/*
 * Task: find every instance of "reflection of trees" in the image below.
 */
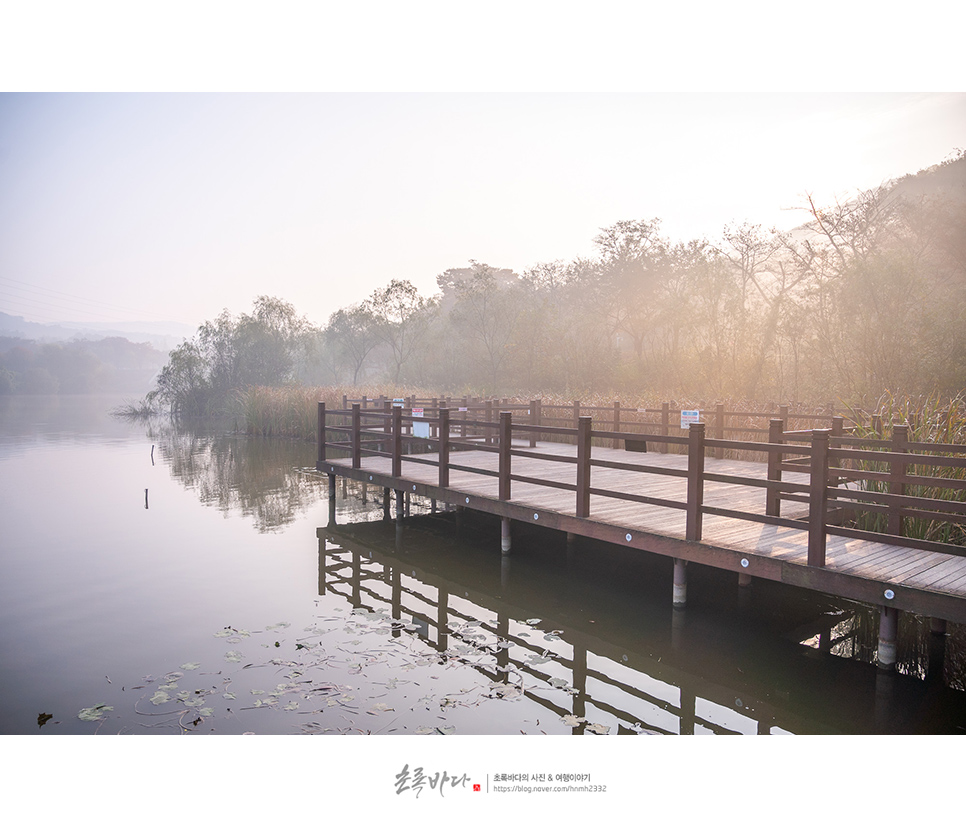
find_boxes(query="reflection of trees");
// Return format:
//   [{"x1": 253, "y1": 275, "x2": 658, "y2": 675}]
[{"x1": 153, "y1": 425, "x2": 326, "y2": 532}]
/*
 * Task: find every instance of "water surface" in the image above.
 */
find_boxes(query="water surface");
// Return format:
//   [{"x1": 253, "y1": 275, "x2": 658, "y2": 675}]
[{"x1": 1, "y1": 395, "x2": 963, "y2": 735}]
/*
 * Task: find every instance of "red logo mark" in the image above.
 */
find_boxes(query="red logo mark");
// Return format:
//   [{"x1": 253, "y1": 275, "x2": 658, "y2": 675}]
[{"x1": 473, "y1": 784, "x2": 481, "y2": 792}]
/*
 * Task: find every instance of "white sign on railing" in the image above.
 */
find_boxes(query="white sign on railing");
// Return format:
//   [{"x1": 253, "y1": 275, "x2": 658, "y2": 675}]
[
  {"x1": 681, "y1": 409, "x2": 701, "y2": 429},
  {"x1": 412, "y1": 407, "x2": 424, "y2": 417}
]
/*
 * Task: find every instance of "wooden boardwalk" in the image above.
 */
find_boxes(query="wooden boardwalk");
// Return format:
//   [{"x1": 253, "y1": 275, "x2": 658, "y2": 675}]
[{"x1": 317, "y1": 402, "x2": 966, "y2": 630}]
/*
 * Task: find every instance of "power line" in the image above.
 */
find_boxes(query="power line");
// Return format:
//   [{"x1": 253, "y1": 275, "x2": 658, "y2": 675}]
[{"x1": 0, "y1": 273, "x2": 160, "y2": 321}]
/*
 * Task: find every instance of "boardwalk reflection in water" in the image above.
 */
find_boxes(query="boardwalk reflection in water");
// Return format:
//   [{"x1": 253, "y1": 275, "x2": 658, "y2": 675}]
[{"x1": 319, "y1": 498, "x2": 966, "y2": 735}]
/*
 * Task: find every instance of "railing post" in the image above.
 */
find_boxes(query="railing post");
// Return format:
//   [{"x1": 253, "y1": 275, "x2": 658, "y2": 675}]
[
  {"x1": 461, "y1": 396, "x2": 468, "y2": 438},
  {"x1": 889, "y1": 424, "x2": 909, "y2": 537},
  {"x1": 317, "y1": 402, "x2": 326, "y2": 468},
  {"x1": 485, "y1": 400, "x2": 493, "y2": 445},
  {"x1": 766, "y1": 418, "x2": 784, "y2": 516},
  {"x1": 807, "y1": 429, "x2": 830, "y2": 567},
  {"x1": 499, "y1": 411, "x2": 512, "y2": 501},
  {"x1": 574, "y1": 400, "x2": 581, "y2": 430},
  {"x1": 392, "y1": 405, "x2": 402, "y2": 478},
  {"x1": 613, "y1": 401, "x2": 621, "y2": 449},
  {"x1": 342, "y1": 393, "x2": 347, "y2": 410},
  {"x1": 431, "y1": 397, "x2": 438, "y2": 438},
  {"x1": 686, "y1": 422, "x2": 705, "y2": 541},
  {"x1": 661, "y1": 402, "x2": 670, "y2": 454},
  {"x1": 715, "y1": 402, "x2": 725, "y2": 459},
  {"x1": 438, "y1": 407, "x2": 450, "y2": 488},
  {"x1": 576, "y1": 415, "x2": 592, "y2": 517},
  {"x1": 529, "y1": 399, "x2": 539, "y2": 448},
  {"x1": 351, "y1": 403, "x2": 361, "y2": 469}
]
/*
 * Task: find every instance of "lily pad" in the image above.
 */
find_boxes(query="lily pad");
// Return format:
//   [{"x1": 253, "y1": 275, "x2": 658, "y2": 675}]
[{"x1": 78, "y1": 704, "x2": 113, "y2": 722}]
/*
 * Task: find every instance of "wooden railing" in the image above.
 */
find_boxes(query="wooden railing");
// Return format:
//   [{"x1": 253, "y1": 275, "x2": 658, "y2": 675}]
[
  {"x1": 318, "y1": 400, "x2": 966, "y2": 566},
  {"x1": 334, "y1": 393, "x2": 854, "y2": 455}
]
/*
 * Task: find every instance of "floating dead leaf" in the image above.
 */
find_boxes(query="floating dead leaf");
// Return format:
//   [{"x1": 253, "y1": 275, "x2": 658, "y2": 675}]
[
  {"x1": 585, "y1": 723, "x2": 611, "y2": 735},
  {"x1": 560, "y1": 714, "x2": 587, "y2": 727}
]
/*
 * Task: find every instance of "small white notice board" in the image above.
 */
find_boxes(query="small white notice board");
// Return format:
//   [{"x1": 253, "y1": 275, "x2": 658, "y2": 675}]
[
  {"x1": 411, "y1": 407, "x2": 430, "y2": 438},
  {"x1": 680, "y1": 409, "x2": 701, "y2": 429}
]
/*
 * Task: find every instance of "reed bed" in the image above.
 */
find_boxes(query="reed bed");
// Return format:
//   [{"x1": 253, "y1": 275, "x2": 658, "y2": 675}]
[{"x1": 842, "y1": 392, "x2": 966, "y2": 546}]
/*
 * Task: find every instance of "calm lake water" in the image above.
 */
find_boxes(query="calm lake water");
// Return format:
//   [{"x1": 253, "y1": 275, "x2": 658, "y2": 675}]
[{"x1": 1, "y1": 394, "x2": 964, "y2": 737}]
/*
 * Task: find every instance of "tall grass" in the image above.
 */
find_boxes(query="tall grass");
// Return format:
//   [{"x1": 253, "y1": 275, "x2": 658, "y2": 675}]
[
  {"x1": 233, "y1": 384, "x2": 439, "y2": 440},
  {"x1": 843, "y1": 392, "x2": 966, "y2": 546}
]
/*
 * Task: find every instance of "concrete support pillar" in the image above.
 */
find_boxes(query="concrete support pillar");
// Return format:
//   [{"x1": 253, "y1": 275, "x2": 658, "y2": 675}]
[
  {"x1": 382, "y1": 487, "x2": 391, "y2": 521},
  {"x1": 930, "y1": 617, "x2": 947, "y2": 635},
  {"x1": 877, "y1": 605, "x2": 899, "y2": 670},
  {"x1": 672, "y1": 559, "x2": 688, "y2": 609},
  {"x1": 501, "y1": 517, "x2": 511, "y2": 554},
  {"x1": 738, "y1": 572, "x2": 752, "y2": 587}
]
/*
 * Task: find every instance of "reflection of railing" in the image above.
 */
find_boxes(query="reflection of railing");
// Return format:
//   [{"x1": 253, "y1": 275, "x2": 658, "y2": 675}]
[{"x1": 317, "y1": 528, "x2": 849, "y2": 735}]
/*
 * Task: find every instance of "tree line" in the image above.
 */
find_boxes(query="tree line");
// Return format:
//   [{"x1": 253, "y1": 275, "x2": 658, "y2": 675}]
[
  {"x1": 150, "y1": 154, "x2": 966, "y2": 415},
  {"x1": 0, "y1": 336, "x2": 166, "y2": 395}
]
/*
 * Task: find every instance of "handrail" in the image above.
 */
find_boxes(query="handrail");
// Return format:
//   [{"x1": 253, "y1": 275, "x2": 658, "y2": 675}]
[{"x1": 318, "y1": 401, "x2": 966, "y2": 563}]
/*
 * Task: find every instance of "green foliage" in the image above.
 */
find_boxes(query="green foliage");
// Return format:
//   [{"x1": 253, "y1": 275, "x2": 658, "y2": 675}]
[{"x1": 150, "y1": 296, "x2": 319, "y2": 416}]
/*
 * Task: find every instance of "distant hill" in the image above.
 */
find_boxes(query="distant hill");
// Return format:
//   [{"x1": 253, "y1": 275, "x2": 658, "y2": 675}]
[
  {"x1": 888, "y1": 152, "x2": 966, "y2": 204},
  {"x1": 0, "y1": 311, "x2": 194, "y2": 351}
]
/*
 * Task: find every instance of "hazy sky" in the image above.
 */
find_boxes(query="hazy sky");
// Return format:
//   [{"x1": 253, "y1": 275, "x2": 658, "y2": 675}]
[{"x1": 1, "y1": 91, "x2": 963, "y2": 329}]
